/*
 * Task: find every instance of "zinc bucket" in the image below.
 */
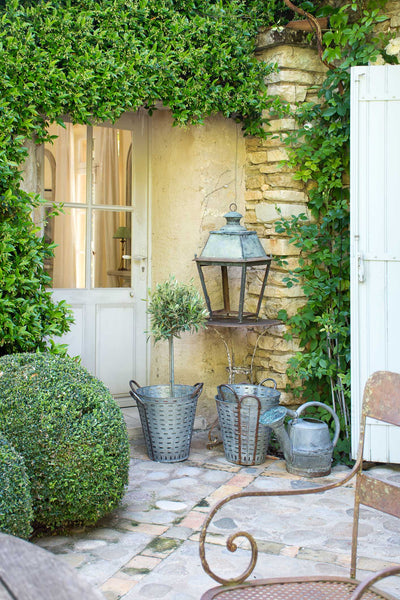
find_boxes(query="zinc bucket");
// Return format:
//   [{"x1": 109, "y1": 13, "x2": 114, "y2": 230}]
[
  {"x1": 216, "y1": 378, "x2": 280, "y2": 466},
  {"x1": 129, "y1": 381, "x2": 203, "y2": 463}
]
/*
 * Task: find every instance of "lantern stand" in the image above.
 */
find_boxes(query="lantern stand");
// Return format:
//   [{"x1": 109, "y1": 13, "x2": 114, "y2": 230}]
[
  {"x1": 207, "y1": 320, "x2": 280, "y2": 386},
  {"x1": 205, "y1": 321, "x2": 280, "y2": 450}
]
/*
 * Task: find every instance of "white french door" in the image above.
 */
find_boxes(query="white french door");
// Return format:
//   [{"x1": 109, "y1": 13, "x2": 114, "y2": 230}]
[
  {"x1": 40, "y1": 113, "x2": 149, "y2": 397},
  {"x1": 350, "y1": 66, "x2": 400, "y2": 461}
]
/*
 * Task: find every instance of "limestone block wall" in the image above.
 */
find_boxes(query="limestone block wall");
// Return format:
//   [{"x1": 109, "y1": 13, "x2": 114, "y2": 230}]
[
  {"x1": 385, "y1": 0, "x2": 400, "y2": 29},
  {"x1": 244, "y1": 30, "x2": 327, "y2": 405},
  {"x1": 375, "y1": 0, "x2": 400, "y2": 60}
]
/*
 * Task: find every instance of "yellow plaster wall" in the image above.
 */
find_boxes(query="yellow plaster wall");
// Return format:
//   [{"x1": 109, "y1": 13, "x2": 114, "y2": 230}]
[{"x1": 148, "y1": 111, "x2": 247, "y2": 423}]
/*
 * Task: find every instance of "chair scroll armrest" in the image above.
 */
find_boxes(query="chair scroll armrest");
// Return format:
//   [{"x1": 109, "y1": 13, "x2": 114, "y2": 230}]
[
  {"x1": 199, "y1": 461, "x2": 360, "y2": 586},
  {"x1": 350, "y1": 566, "x2": 400, "y2": 600}
]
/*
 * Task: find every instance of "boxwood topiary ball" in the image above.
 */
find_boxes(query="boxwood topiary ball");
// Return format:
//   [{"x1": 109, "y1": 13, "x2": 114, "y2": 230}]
[
  {"x1": 0, "y1": 353, "x2": 130, "y2": 531},
  {"x1": 0, "y1": 434, "x2": 33, "y2": 539}
]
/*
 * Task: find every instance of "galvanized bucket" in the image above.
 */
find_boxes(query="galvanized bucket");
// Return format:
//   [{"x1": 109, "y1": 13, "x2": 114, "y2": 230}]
[
  {"x1": 216, "y1": 378, "x2": 280, "y2": 466},
  {"x1": 129, "y1": 380, "x2": 203, "y2": 463}
]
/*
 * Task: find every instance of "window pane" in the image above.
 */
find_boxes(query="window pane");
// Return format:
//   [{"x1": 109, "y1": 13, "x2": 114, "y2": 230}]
[
  {"x1": 45, "y1": 123, "x2": 87, "y2": 204},
  {"x1": 92, "y1": 127, "x2": 132, "y2": 206},
  {"x1": 44, "y1": 207, "x2": 86, "y2": 289},
  {"x1": 92, "y1": 210, "x2": 132, "y2": 288}
]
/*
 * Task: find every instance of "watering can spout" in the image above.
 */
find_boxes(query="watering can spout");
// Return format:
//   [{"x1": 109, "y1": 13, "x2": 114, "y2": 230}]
[{"x1": 259, "y1": 406, "x2": 296, "y2": 463}]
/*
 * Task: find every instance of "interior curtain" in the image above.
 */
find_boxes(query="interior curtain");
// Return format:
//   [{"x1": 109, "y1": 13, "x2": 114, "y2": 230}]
[
  {"x1": 45, "y1": 124, "x2": 127, "y2": 289},
  {"x1": 50, "y1": 122, "x2": 82, "y2": 288}
]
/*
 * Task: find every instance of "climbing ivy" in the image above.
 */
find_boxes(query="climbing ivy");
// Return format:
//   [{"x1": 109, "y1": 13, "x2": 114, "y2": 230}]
[
  {"x1": 0, "y1": 0, "x2": 288, "y2": 354},
  {"x1": 275, "y1": 0, "x2": 392, "y2": 458}
]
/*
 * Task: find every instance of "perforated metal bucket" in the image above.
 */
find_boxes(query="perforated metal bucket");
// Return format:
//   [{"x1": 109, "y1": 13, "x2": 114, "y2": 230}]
[
  {"x1": 216, "y1": 379, "x2": 280, "y2": 466},
  {"x1": 129, "y1": 381, "x2": 203, "y2": 463}
]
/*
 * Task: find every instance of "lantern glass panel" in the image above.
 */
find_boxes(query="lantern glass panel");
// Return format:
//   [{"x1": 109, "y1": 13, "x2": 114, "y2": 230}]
[{"x1": 204, "y1": 265, "x2": 242, "y2": 317}]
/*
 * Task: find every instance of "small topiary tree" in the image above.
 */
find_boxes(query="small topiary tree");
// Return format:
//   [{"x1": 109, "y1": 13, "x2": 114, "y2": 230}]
[
  {"x1": 147, "y1": 276, "x2": 207, "y2": 393},
  {"x1": 0, "y1": 434, "x2": 33, "y2": 539},
  {"x1": 0, "y1": 353, "x2": 129, "y2": 531}
]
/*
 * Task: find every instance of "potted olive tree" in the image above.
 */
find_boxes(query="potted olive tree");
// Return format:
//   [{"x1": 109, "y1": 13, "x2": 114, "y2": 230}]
[{"x1": 129, "y1": 276, "x2": 207, "y2": 462}]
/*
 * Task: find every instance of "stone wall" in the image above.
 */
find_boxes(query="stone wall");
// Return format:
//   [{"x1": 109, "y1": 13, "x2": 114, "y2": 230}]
[
  {"x1": 243, "y1": 29, "x2": 327, "y2": 406},
  {"x1": 376, "y1": 0, "x2": 400, "y2": 59}
]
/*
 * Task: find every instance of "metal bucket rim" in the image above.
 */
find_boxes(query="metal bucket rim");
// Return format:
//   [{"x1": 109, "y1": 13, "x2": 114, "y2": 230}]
[
  {"x1": 134, "y1": 383, "x2": 202, "y2": 403},
  {"x1": 215, "y1": 389, "x2": 281, "y2": 403}
]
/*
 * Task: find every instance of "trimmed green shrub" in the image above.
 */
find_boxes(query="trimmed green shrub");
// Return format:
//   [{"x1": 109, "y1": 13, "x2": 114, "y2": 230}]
[
  {"x1": 0, "y1": 434, "x2": 33, "y2": 539},
  {"x1": 0, "y1": 353, "x2": 129, "y2": 531}
]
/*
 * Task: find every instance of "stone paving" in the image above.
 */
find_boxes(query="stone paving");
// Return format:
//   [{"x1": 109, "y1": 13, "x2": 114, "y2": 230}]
[{"x1": 34, "y1": 407, "x2": 400, "y2": 600}]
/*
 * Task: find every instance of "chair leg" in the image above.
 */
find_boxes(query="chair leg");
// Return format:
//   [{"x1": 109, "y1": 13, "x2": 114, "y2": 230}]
[{"x1": 351, "y1": 486, "x2": 361, "y2": 578}]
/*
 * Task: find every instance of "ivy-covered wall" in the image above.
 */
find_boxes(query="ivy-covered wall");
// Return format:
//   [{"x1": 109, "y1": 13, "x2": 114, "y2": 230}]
[
  {"x1": 375, "y1": 0, "x2": 400, "y2": 55},
  {"x1": 243, "y1": 1, "x2": 400, "y2": 411},
  {"x1": 244, "y1": 28, "x2": 328, "y2": 405}
]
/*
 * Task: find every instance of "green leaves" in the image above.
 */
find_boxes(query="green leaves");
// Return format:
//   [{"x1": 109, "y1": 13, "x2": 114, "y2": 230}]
[
  {"x1": 0, "y1": 0, "x2": 282, "y2": 139},
  {"x1": 0, "y1": 353, "x2": 129, "y2": 530},
  {"x1": 0, "y1": 434, "x2": 33, "y2": 539},
  {"x1": 147, "y1": 276, "x2": 207, "y2": 343},
  {"x1": 0, "y1": 192, "x2": 74, "y2": 356}
]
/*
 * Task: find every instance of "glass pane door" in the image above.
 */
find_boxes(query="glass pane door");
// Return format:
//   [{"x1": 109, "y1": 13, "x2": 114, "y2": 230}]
[{"x1": 42, "y1": 123, "x2": 133, "y2": 289}]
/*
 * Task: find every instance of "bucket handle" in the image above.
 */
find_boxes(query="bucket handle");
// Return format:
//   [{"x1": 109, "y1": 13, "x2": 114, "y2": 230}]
[
  {"x1": 218, "y1": 384, "x2": 240, "y2": 402},
  {"x1": 129, "y1": 379, "x2": 142, "y2": 403},
  {"x1": 259, "y1": 377, "x2": 277, "y2": 389},
  {"x1": 296, "y1": 401, "x2": 340, "y2": 448},
  {"x1": 191, "y1": 382, "x2": 204, "y2": 398}
]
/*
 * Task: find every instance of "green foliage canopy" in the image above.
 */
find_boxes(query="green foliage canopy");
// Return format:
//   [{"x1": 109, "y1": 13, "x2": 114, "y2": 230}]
[
  {"x1": 0, "y1": 0, "x2": 286, "y2": 353},
  {"x1": 0, "y1": 0, "x2": 283, "y2": 155}
]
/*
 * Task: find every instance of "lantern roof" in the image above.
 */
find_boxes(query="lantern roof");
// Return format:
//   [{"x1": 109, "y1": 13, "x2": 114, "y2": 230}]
[{"x1": 197, "y1": 204, "x2": 269, "y2": 262}]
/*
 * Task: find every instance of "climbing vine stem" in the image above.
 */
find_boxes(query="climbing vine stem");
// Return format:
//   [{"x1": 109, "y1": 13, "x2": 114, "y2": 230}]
[{"x1": 275, "y1": 0, "x2": 392, "y2": 460}]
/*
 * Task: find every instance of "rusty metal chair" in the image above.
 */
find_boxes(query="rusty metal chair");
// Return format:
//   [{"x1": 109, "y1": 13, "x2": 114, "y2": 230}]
[{"x1": 199, "y1": 371, "x2": 400, "y2": 600}]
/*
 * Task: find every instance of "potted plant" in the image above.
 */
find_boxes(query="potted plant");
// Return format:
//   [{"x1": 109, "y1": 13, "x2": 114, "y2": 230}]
[{"x1": 129, "y1": 276, "x2": 207, "y2": 462}]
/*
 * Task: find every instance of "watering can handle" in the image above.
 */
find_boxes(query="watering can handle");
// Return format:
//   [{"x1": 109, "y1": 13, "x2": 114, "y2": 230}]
[
  {"x1": 259, "y1": 378, "x2": 277, "y2": 389},
  {"x1": 129, "y1": 380, "x2": 141, "y2": 403},
  {"x1": 296, "y1": 401, "x2": 340, "y2": 448},
  {"x1": 218, "y1": 384, "x2": 239, "y2": 402}
]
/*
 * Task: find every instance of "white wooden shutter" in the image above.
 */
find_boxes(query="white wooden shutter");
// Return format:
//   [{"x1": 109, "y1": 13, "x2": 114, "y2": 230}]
[{"x1": 350, "y1": 65, "x2": 400, "y2": 462}]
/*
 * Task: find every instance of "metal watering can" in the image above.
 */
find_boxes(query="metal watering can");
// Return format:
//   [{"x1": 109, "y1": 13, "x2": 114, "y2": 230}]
[{"x1": 260, "y1": 401, "x2": 340, "y2": 477}]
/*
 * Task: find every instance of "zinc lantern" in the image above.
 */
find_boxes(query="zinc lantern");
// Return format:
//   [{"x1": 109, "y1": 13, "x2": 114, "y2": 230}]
[{"x1": 194, "y1": 204, "x2": 272, "y2": 324}]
